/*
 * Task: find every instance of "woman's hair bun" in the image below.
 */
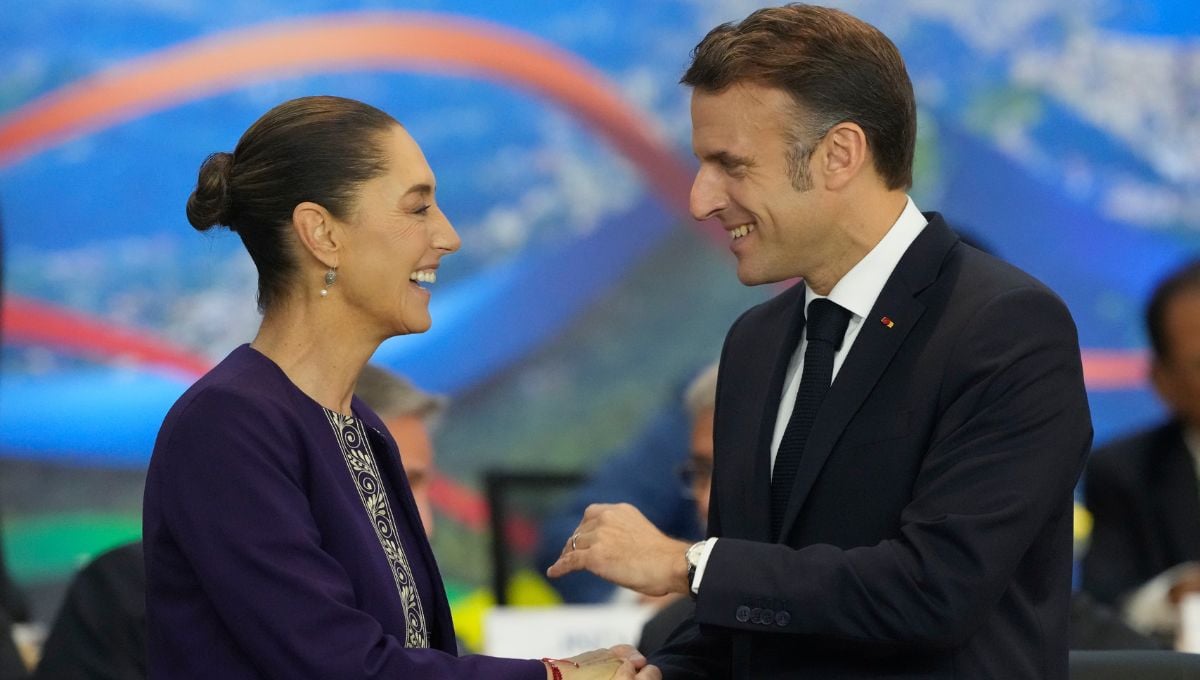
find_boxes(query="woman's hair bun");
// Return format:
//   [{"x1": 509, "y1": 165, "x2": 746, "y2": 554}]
[{"x1": 185, "y1": 152, "x2": 235, "y2": 232}]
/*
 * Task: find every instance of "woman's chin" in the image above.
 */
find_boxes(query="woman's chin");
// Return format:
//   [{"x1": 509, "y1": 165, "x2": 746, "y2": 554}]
[{"x1": 395, "y1": 313, "x2": 432, "y2": 336}]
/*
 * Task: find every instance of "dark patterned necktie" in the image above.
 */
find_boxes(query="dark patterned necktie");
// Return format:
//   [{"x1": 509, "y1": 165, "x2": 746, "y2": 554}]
[{"x1": 770, "y1": 298, "x2": 852, "y2": 540}]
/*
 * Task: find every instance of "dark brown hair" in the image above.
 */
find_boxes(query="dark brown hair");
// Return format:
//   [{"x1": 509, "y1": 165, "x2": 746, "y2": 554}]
[
  {"x1": 682, "y1": 3, "x2": 916, "y2": 190},
  {"x1": 1146, "y1": 259, "x2": 1200, "y2": 361},
  {"x1": 186, "y1": 95, "x2": 398, "y2": 311}
]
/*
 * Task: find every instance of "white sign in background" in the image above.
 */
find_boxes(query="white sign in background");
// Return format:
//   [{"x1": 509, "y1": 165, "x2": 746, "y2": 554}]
[{"x1": 484, "y1": 604, "x2": 657, "y2": 659}]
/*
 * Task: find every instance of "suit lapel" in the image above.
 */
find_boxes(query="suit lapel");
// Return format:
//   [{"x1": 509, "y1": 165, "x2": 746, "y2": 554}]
[
  {"x1": 725, "y1": 284, "x2": 807, "y2": 542},
  {"x1": 778, "y1": 215, "x2": 958, "y2": 537}
]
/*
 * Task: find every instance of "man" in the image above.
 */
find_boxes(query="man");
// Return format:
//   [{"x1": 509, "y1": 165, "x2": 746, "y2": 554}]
[
  {"x1": 353, "y1": 364, "x2": 446, "y2": 538},
  {"x1": 31, "y1": 364, "x2": 446, "y2": 680},
  {"x1": 638, "y1": 364, "x2": 717, "y2": 656},
  {"x1": 1082, "y1": 259, "x2": 1200, "y2": 642},
  {"x1": 548, "y1": 5, "x2": 1091, "y2": 678}
]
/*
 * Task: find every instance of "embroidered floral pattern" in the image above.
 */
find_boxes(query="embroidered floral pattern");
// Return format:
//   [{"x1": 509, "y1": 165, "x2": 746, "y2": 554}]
[{"x1": 324, "y1": 409, "x2": 428, "y2": 648}]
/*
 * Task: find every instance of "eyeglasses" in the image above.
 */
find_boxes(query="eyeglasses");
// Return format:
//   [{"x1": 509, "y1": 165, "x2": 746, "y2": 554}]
[{"x1": 676, "y1": 459, "x2": 713, "y2": 496}]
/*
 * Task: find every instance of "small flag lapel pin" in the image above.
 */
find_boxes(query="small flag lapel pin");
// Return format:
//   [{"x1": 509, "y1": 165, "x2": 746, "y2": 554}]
[{"x1": 880, "y1": 316, "x2": 895, "y2": 329}]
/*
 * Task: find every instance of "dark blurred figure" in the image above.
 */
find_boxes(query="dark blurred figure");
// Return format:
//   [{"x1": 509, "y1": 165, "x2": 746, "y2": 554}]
[
  {"x1": 0, "y1": 202, "x2": 32, "y2": 680},
  {"x1": 1069, "y1": 591, "x2": 1159, "y2": 651},
  {"x1": 1083, "y1": 258, "x2": 1200, "y2": 643},
  {"x1": 0, "y1": 609, "x2": 26, "y2": 680},
  {"x1": 32, "y1": 543, "x2": 145, "y2": 680}
]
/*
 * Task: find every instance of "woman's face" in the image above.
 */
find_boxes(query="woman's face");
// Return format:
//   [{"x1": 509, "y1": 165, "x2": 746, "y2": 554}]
[{"x1": 337, "y1": 125, "x2": 460, "y2": 337}]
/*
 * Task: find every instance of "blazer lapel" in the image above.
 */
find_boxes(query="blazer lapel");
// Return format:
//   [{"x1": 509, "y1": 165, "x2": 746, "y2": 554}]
[
  {"x1": 727, "y1": 284, "x2": 807, "y2": 542},
  {"x1": 779, "y1": 215, "x2": 958, "y2": 537}
]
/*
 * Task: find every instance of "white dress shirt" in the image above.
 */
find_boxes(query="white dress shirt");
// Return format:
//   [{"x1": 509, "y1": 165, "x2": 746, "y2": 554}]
[{"x1": 692, "y1": 196, "x2": 928, "y2": 594}]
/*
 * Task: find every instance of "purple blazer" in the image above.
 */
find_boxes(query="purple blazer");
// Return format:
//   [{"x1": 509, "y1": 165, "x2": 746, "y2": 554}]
[{"x1": 143, "y1": 345, "x2": 544, "y2": 679}]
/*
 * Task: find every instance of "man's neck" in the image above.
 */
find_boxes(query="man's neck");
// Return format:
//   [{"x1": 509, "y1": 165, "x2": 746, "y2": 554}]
[{"x1": 804, "y1": 189, "x2": 910, "y2": 295}]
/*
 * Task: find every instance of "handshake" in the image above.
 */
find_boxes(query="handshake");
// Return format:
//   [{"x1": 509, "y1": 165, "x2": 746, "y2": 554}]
[{"x1": 541, "y1": 645, "x2": 659, "y2": 679}]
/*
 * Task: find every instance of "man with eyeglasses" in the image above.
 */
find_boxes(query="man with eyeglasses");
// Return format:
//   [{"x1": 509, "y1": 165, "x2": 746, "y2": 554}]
[{"x1": 638, "y1": 364, "x2": 718, "y2": 656}]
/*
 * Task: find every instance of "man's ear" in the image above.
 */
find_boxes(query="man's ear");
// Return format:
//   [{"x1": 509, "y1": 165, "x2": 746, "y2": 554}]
[
  {"x1": 819, "y1": 122, "x2": 869, "y2": 191},
  {"x1": 291, "y1": 201, "x2": 341, "y2": 269}
]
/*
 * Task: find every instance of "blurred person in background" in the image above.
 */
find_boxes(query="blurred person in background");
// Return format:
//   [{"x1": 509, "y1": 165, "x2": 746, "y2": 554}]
[
  {"x1": 31, "y1": 364, "x2": 449, "y2": 680},
  {"x1": 353, "y1": 363, "x2": 446, "y2": 539},
  {"x1": 637, "y1": 363, "x2": 716, "y2": 656},
  {"x1": 142, "y1": 95, "x2": 653, "y2": 680},
  {"x1": 537, "y1": 371, "x2": 702, "y2": 605},
  {"x1": 1083, "y1": 258, "x2": 1200, "y2": 646},
  {"x1": 31, "y1": 542, "x2": 145, "y2": 680}
]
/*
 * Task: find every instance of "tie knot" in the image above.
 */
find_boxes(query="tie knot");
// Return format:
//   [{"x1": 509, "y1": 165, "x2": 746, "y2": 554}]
[{"x1": 805, "y1": 298, "x2": 851, "y2": 347}]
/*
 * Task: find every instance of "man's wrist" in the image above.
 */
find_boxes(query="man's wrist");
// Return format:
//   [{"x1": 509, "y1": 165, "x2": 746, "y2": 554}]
[{"x1": 684, "y1": 540, "x2": 706, "y2": 598}]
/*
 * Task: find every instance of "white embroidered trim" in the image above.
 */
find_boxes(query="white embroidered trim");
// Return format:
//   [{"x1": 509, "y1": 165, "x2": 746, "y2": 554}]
[{"x1": 325, "y1": 409, "x2": 429, "y2": 648}]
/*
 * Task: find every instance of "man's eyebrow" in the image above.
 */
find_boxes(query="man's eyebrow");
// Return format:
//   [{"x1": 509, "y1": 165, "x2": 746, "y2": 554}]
[{"x1": 703, "y1": 151, "x2": 754, "y2": 167}]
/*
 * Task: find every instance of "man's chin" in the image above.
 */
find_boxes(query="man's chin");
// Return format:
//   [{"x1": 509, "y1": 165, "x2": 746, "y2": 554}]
[{"x1": 735, "y1": 265, "x2": 785, "y2": 288}]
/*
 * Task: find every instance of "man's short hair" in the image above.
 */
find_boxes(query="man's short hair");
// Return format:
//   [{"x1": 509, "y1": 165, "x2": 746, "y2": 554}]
[
  {"x1": 1146, "y1": 258, "x2": 1200, "y2": 361},
  {"x1": 684, "y1": 362, "x2": 720, "y2": 422},
  {"x1": 355, "y1": 364, "x2": 447, "y2": 426},
  {"x1": 681, "y1": 3, "x2": 916, "y2": 190}
]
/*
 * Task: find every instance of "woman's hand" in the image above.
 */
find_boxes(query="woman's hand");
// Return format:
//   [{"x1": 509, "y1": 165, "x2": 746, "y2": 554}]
[{"x1": 544, "y1": 644, "x2": 659, "y2": 680}]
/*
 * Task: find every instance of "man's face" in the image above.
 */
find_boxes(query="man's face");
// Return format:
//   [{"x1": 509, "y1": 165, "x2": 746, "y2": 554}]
[
  {"x1": 384, "y1": 414, "x2": 437, "y2": 538},
  {"x1": 1152, "y1": 291, "x2": 1200, "y2": 429},
  {"x1": 689, "y1": 82, "x2": 831, "y2": 286},
  {"x1": 689, "y1": 408, "x2": 715, "y2": 523}
]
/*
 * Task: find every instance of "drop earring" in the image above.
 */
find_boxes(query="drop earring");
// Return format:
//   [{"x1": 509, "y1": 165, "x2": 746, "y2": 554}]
[{"x1": 320, "y1": 267, "x2": 337, "y2": 297}]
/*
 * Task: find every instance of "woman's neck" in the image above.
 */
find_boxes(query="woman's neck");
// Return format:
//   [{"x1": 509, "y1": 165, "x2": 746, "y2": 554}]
[{"x1": 250, "y1": 299, "x2": 381, "y2": 415}]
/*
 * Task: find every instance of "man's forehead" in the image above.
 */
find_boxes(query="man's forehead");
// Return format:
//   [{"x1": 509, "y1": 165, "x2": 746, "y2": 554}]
[{"x1": 691, "y1": 83, "x2": 795, "y2": 141}]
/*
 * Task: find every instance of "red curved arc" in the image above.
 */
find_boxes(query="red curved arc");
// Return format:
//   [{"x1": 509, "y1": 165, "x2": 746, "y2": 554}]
[
  {"x1": 5, "y1": 292, "x2": 1153, "y2": 392},
  {"x1": 0, "y1": 12, "x2": 1149, "y2": 393},
  {"x1": 0, "y1": 12, "x2": 694, "y2": 220},
  {"x1": 3, "y1": 295, "x2": 210, "y2": 378},
  {"x1": 0, "y1": 13, "x2": 1148, "y2": 535}
]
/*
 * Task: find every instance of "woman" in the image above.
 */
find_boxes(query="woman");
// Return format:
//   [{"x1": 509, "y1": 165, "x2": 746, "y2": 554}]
[{"x1": 143, "y1": 96, "x2": 653, "y2": 679}]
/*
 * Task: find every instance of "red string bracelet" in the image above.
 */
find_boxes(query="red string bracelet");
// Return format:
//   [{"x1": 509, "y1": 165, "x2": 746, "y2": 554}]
[{"x1": 541, "y1": 657, "x2": 581, "y2": 680}]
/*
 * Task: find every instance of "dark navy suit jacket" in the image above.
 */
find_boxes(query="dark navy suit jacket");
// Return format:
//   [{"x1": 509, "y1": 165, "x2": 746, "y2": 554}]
[
  {"x1": 143, "y1": 345, "x2": 543, "y2": 679},
  {"x1": 652, "y1": 215, "x2": 1092, "y2": 679}
]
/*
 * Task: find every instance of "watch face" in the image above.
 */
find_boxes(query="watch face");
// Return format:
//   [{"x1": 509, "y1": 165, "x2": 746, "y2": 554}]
[{"x1": 686, "y1": 541, "x2": 705, "y2": 565}]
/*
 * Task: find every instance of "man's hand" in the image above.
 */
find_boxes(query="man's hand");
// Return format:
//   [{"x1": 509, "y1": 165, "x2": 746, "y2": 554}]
[
  {"x1": 546, "y1": 503, "x2": 692, "y2": 597},
  {"x1": 608, "y1": 644, "x2": 661, "y2": 679}
]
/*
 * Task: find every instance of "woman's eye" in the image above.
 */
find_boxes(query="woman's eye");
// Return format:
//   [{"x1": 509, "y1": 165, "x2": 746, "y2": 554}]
[{"x1": 414, "y1": 204, "x2": 432, "y2": 215}]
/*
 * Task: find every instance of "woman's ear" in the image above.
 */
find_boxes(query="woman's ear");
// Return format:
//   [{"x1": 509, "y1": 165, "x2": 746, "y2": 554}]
[{"x1": 291, "y1": 202, "x2": 341, "y2": 269}]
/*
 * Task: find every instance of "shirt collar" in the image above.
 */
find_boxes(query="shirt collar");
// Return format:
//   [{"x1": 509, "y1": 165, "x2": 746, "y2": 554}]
[{"x1": 805, "y1": 196, "x2": 928, "y2": 319}]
